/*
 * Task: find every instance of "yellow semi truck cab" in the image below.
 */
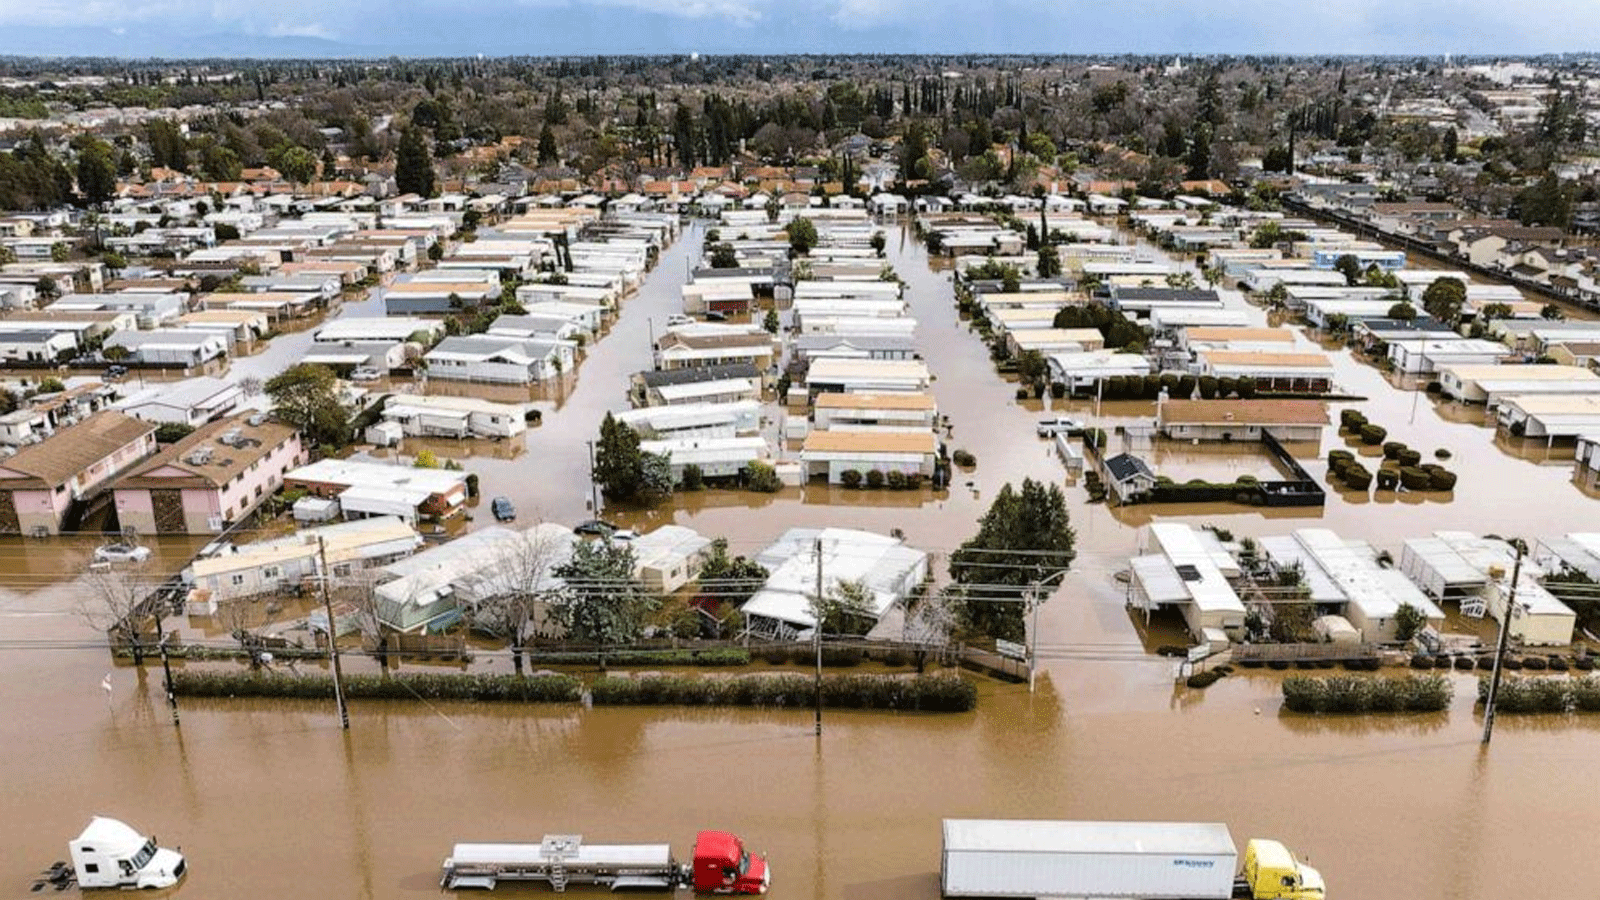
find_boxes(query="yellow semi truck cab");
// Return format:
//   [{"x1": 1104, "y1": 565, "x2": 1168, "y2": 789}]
[{"x1": 1241, "y1": 839, "x2": 1325, "y2": 900}]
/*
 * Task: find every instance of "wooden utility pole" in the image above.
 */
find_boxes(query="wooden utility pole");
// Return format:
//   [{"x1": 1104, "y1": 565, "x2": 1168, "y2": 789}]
[
  {"x1": 1482, "y1": 546, "x2": 1524, "y2": 745},
  {"x1": 318, "y1": 537, "x2": 350, "y2": 729},
  {"x1": 154, "y1": 601, "x2": 178, "y2": 727},
  {"x1": 814, "y1": 537, "x2": 824, "y2": 737}
]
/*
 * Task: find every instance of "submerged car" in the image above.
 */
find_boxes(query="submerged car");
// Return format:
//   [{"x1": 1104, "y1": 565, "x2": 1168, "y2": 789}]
[
  {"x1": 93, "y1": 542, "x2": 152, "y2": 564},
  {"x1": 491, "y1": 496, "x2": 516, "y2": 522},
  {"x1": 1035, "y1": 416, "x2": 1084, "y2": 437},
  {"x1": 573, "y1": 519, "x2": 620, "y2": 536}
]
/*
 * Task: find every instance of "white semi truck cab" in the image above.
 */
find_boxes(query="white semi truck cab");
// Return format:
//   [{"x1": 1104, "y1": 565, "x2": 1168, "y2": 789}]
[{"x1": 69, "y1": 816, "x2": 187, "y2": 889}]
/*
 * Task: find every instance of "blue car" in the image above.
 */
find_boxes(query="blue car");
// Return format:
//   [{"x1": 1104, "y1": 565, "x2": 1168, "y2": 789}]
[{"x1": 491, "y1": 496, "x2": 516, "y2": 522}]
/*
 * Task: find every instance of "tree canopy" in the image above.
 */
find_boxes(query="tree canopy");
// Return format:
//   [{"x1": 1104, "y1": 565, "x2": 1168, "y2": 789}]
[
  {"x1": 948, "y1": 478, "x2": 1076, "y2": 642},
  {"x1": 265, "y1": 363, "x2": 349, "y2": 448},
  {"x1": 395, "y1": 127, "x2": 436, "y2": 197},
  {"x1": 550, "y1": 538, "x2": 655, "y2": 655},
  {"x1": 1422, "y1": 276, "x2": 1467, "y2": 324}
]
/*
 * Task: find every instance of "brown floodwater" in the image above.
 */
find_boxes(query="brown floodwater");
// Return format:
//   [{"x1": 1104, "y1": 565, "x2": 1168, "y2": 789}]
[{"x1": 5, "y1": 218, "x2": 1600, "y2": 899}]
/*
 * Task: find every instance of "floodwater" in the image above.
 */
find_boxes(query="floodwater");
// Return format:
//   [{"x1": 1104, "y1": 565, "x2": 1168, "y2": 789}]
[{"x1": 5, "y1": 217, "x2": 1600, "y2": 899}]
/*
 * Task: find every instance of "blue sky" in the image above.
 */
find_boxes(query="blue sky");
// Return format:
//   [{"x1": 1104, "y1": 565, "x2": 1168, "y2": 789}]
[{"x1": 0, "y1": 0, "x2": 1596, "y2": 56}]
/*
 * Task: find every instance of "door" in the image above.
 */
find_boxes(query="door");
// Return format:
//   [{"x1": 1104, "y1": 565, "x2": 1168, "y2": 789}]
[
  {"x1": 0, "y1": 490, "x2": 17, "y2": 534},
  {"x1": 151, "y1": 490, "x2": 186, "y2": 533}
]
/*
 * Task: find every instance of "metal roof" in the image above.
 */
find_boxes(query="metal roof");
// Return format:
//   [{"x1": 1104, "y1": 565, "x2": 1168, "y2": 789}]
[{"x1": 942, "y1": 819, "x2": 1235, "y2": 856}]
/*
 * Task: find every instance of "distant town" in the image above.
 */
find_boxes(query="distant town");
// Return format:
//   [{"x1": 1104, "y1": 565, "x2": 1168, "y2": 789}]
[{"x1": 5, "y1": 52, "x2": 1600, "y2": 900}]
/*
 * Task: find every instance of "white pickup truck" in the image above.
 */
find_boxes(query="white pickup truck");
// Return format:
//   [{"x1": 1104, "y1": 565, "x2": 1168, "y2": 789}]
[{"x1": 1035, "y1": 416, "x2": 1084, "y2": 437}]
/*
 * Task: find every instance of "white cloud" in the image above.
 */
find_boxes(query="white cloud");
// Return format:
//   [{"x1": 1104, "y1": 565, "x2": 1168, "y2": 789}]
[{"x1": 592, "y1": 0, "x2": 769, "y2": 25}]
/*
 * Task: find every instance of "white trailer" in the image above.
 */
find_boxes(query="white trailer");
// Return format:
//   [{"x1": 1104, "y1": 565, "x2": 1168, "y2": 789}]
[
  {"x1": 68, "y1": 816, "x2": 186, "y2": 889},
  {"x1": 941, "y1": 819, "x2": 1238, "y2": 899},
  {"x1": 442, "y1": 834, "x2": 680, "y2": 891}
]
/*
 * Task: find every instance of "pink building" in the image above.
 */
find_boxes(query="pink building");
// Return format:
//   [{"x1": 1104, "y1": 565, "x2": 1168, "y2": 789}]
[
  {"x1": 113, "y1": 413, "x2": 305, "y2": 534},
  {"x1": 0, "y1": 411, "x2": 157, "y2": 535}
]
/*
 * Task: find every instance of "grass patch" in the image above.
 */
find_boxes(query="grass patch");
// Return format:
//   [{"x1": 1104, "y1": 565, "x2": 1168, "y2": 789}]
[{"x1": 589, "y1": 672, "x2": 975, "y2": 711}]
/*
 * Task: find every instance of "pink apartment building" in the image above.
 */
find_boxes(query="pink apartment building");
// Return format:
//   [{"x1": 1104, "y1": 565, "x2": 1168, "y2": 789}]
[
  {"x1": 0, "y1": 411, "x2": 157, "y2": 534},
  {"x1": 113, "y1": 414, "x2": 304, "y2": 534}
]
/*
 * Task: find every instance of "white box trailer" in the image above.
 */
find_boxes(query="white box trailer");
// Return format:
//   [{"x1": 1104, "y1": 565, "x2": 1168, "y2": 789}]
[{"x1": 941, "y1": 819, "x2": 1238, "y2": 899}]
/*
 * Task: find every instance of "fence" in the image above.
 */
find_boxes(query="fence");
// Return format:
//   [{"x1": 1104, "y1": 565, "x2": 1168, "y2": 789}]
[{"x1": 1231, "y1": 642, "x2": 1380, "y2": 664}]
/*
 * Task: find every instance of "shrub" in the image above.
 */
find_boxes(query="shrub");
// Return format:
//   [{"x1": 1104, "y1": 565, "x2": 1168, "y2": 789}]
[
  {"x1": 1454, "y1": 656, "x2": 1476, "y2": 670},
  {"x1": 760, "y1": 647, "x2": 792, "y2": 665},
  {"x1": 1398, "y1": 448, "x2": 1423, "y2": 467},
  {"x1": 1434, "y1": 448, "x2": 1452, "y2": 459},
  {"x1": 1375, "y1": 468, "x2": 1399, "y2": 490},
  {"x1": 1410, "y1": 654, "x2": 1435, "y2": 669},
  {"x1": 1186, "y1": 670, "x2": 1223, "y2": 688},
  {"x1": 1476, "y1": 656, "x2": 1495, "y2": 671},
  {"x1": 1050, "y1": 381, "x2": 1066, "y2": 398},
  {"x1": 1197, "y1": 375, "x2": 1218, "y2": 399},
  {"x1": 1548, "y1": 656, "x2": 1569, "y2": 672},
  {"x1": 525, "y1": 649, "x2": 752, "y2": 667},
  {"x1": 821, "y1": 646, "x2": 864, "y2": 667},
  {"x1": 1382, "y1": 441, "x2": 1407, "y2": 460},
  {"x1": 1341, "y1": 465, "x2": 1372, "y2": 490},
  {"x1": 1429, "y1": 469, "x2": 1457, "y2": 490},
  {"x1": 1014, "y1": 386, "x2": 1030, "y2": 400},
  {"x1": 680, "y1": 464, "x2": 705, "y2": 491},
  {"x1": 1503, "y1": 656, "x2": 1524, "y2": 671},
  {"x1": 743, "y1": 460, "x2": 783, "y2": 493},
  {"x1": 865, "y1": 469, "x2": 885, "y2": 489},
  {"x1": 589, "y1": 672, "x2": 976, "y2": 711},
  {"x1": 1339, "y1": 409, "x2": 1368, "y2": 430},
  {"x1": 1358, "y1": 423, "x2": 1388, "y2": 445},
  {"x1": 1328, "y1": 449, "x2": 1355, "y2": 469},
  {"x1": 1575, "y1": 677, "x2": 1600, "y2": 711},
  {"x1": 840, "y1": 469, "x2": 863, "y2": 488},
  {"x1": 1523, "y1": 656, "x2": 1548, "y2": 671},
  {"x1": 1399, "y1": 466, "x2": 1432, "y2": 490},
  {"x1": 172, "y1": 671, "x2": 582, "y2": 702},
  {"x1": 882, "y1": 649, "x2": 908, "y2": 667},
  {"x1": 885, "y1": 470, "x2": 907, "y2": 490},
  {"x1": 1283, "y1": 674, "x2": 1450, "y2": 713},
  {"x1": 1479, "y1": 675, "x2": 1570, "y2": 713},
  {"x1": 952, "y1": 449, "x2": 977, "y2": 467},
  {"x1": 1576, "y1": 657, "x2": 1596, "y2": 672}
]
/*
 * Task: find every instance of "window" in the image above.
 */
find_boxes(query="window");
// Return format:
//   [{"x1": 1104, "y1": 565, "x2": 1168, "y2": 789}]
[
  {"x1": 262, "y1": 567, "x2": 278, "y2": 579},
  {"x1": 230, "y1": 574, "x2": 244, "y2": 586},
  {"x1": 83, "y1": 864, "x2": 99, "y2": 874}
]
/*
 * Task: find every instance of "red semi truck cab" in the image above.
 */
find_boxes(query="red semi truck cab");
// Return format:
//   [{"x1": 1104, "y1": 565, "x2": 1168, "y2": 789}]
[{"x1": 691, "y1": 830, "x2": 769, "y2": 894}]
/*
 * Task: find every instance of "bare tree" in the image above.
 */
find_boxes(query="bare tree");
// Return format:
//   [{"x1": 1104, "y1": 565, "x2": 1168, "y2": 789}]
[
  {"x1": 470, "y1": 522, "x2": 572, "y2": 675},
  {"x1": 78, "y1": 563, "x2": 165, "y2": 665}
]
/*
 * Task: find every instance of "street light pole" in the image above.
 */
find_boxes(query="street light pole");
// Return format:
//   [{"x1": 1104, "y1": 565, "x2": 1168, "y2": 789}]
[
  {"x1": 1482, "y1": 545, "x2": 1524, "y2": 745},
  {"x1": 814, "y1": 537, "x2": 824, "y2": 737}
]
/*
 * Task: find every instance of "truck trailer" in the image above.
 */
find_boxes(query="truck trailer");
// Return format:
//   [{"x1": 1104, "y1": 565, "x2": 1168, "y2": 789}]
[
  {"x1": 441, "y1": 830, "x2": 769, "y2": 893},
  {"x1": 68, "y1": 816, "x2": 187, "y2": 890},
  {"x1": 940, "y1": 819, "x2": 1323, "y2": 900}
]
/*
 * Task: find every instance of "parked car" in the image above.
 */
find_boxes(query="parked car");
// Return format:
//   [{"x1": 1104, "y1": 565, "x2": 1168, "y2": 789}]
[
  {"x1": 573, "y1": 519, "x2": 620, "y2": 536},
  {"x1": 349, "y1": 367, "x2": 382, "y2": 382},
  {"x1": 491, "y1": 496, "x2": 516, "y2": 522},
  {"x1": 703, "y1": 310, "x2": 728, "y2": 322},
  {"x1": 665, "y1": 314, "x2": 694, "y2": 327},
  {"x1": 93, "y1": 542, "x2": 151, "y2": 564},
  {"x1": 1035, "y1": 416, "x2": 1084, "y2": 437},
  {"x1": 102, "y1": 365, "x2": 128, "y2": 381},
  {"x1": 610, "y1": 529, "x2": 638, "y2": 541}
]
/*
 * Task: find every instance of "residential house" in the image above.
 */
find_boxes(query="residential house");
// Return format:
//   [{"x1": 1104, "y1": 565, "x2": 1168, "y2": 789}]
[
  {"x1": 183, "y1": 516, "x2": 422, "y2": 603},
  {"x1": 1157, "y1": 399, "x2": 1329, "y2": 443},
  {"x1": 791, "y1": 334, "x2": 918, "y2": 363},
  {"x1": 1127, "y1": 523, "x2": 1247, "y2": 639},
  {"x1": 0, "y1": 411, "x2": 157, "y2": 534},
  {"x1": 1046, "y1": 351, "x2": 1153, "y2": 393},
  {"x1": 613, "y1": 401, "x2": 761, "y2": 440},
  {"x1": 740, "y1": 527, "x2": 929, "y2": 639},
  {"x1": 376, "y1": 394, "x2": 529, "y2": 440},
  {"x1": 654, "y1": 326, "x2": 779, "y2": 374},
  {"x1": 799, "y1": 430, "x2": 938, "y2": 484},
  {"x1": 633, "y1": 364, "x2": 762, "y2": 408},
  {"x1": 639, "y1": 436, "x2": 769, "y2": 482},
  {"x1": 424, "y1": 335, "x2": 577, "y2": 384},
  {"x1": 112, "y1": 414, "x2": 304, "y2": 534},
  {"x1": 805, "y1": 358, "x2": 931, "y2": 395},
  {"x1": 114, "y1": 377, "x2": 243, "y2": 427},
  {"x1": 371, "y1": 522, "x2": 576, "y2": 634},
  {"x1": 104, "y1": 330, "x2": 228, "y2": 367},
  {"x1": 1103, "y1": 453, "x2": 1159, "y2": 504},
  {"x1": 812, "y1": 392, "x2": 938, "y2": 432},
  {"x1": 284, "y1": 457, "x2": 470, "y2": 523},
  {"x1": 1260, "y1": 528, "x2": 1445, "y2": 642}
]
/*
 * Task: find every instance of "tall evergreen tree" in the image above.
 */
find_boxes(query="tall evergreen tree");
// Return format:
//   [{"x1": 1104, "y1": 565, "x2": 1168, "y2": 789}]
[
  {"x1": 537, "y1": 124, "x2": 558, "y2": 166},
  {"x1": 948, "y1": 479, "x2": 1076, "y2": 642},
  {"x1": 395, "y1": 128, "x2": 435, "y2": 198}
]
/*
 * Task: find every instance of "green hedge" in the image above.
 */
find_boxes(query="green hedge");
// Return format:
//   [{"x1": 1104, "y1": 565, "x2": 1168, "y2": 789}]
[
  {"x1": 1282, "y1": 674, "x2": 1451, "y2": 713},
  {"x1": 1478, "y1": 675, "x2": 1600, "y2": 713},
  {"x1": 589, "y1": 673, "x2": 976, "y2": 711},
  {"x1": 525, "y1": 649, "x2": 751, "y2": 667},
  {"x1": 171, "y1": 671, "x2": 582, "y2": 702}
]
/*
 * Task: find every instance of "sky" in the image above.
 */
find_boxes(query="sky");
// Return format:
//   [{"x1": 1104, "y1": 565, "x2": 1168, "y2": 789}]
[{"x1": 0, "y1": 0, "x2": 1597, "y2": 57}]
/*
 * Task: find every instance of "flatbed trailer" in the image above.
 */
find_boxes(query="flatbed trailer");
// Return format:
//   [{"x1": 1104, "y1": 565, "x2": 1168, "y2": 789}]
[{"x1": 442, "y1": 835, "x2": 680, "y2": 891}]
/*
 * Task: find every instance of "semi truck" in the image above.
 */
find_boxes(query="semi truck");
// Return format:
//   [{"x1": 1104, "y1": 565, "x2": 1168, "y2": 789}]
[
  {"x1": 941, "y1": 819, "x2": 1324, "y2": 900},
  {"x1": 441, "y1": 830, "x2": 769, "y2": 893},
  {"x1": 68, "y1": 816, "x2": 187, "y2": 889}
]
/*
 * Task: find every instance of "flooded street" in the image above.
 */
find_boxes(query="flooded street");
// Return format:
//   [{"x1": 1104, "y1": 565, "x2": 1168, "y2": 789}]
[{"x1": 5, "y1": 215, "x2": 1600, "y2": 899}]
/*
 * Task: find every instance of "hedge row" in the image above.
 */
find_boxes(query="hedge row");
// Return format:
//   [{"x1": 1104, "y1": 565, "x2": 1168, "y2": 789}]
[
  {"x1": 589, "y1": 673, "x2": 977, "y2": 711},
  {"x1": 1282, "y1": 674, "x2": 1451, "y2": 713},
  {"x1": 526, "y1": 649, "x2": 751, "y2": 667},
  {"x1": 1477, "y1": 675, "x2": 1600, "y2": 713},
  {"x1": 171, "y1": 671, "x2": 583, "y2": 702}
]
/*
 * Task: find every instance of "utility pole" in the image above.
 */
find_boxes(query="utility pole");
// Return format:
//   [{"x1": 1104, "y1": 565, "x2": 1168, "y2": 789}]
[
  {"x1": 153, "y1": 600, "x2": 178, "y2": 727},
  {"x1": 585, "y1": 439, "x2": 601, "y2": 513},
  {"x1": 318, "y1": 537, "x2": 350, "y2": 730},
  {"x1": 1482, "y1": 545, "x2": 1524, "y2": 745},
  {"x1": 1028, "y1": 583, "x2": 1040, "y2": 694},
  {"x1": 814, "y1": 536, "x2": 824, "y2": 738}
]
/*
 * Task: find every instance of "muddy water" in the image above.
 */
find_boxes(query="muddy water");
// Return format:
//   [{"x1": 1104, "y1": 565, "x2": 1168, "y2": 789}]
[{"x1": 6, "y1": 218, "x2": 1600, "y2": 899}]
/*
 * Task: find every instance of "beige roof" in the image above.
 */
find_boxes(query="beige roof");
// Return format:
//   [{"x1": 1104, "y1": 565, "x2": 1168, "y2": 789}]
[
  {"x1": 117, "y1": 414, "x2": 299, "y2": 490},
  {"x1": 385, "y1": 282, "x2": 495, "y2": 294},
  {"x1": 802, "y1": 430, "x2": 937, "y2": 453},
  {"x1": 1161, "y1": 399, "x2": 1329, "y2": 426},
  {"x1": 0, "y1": 411, "x2": 153, "y2": 488},
  {"x1": 1203, "y1": 350, "x2": 1333, "y2": 369},
  {"x1": 1185, "y1": 327, "x2": 1296, "y2": 343},
  {"x1": 814, "y1": 392, "x2": 937, "y2": 410},
  {"x1": 1441, "y1": 364, "x2": 1596, "y2": 382}
]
